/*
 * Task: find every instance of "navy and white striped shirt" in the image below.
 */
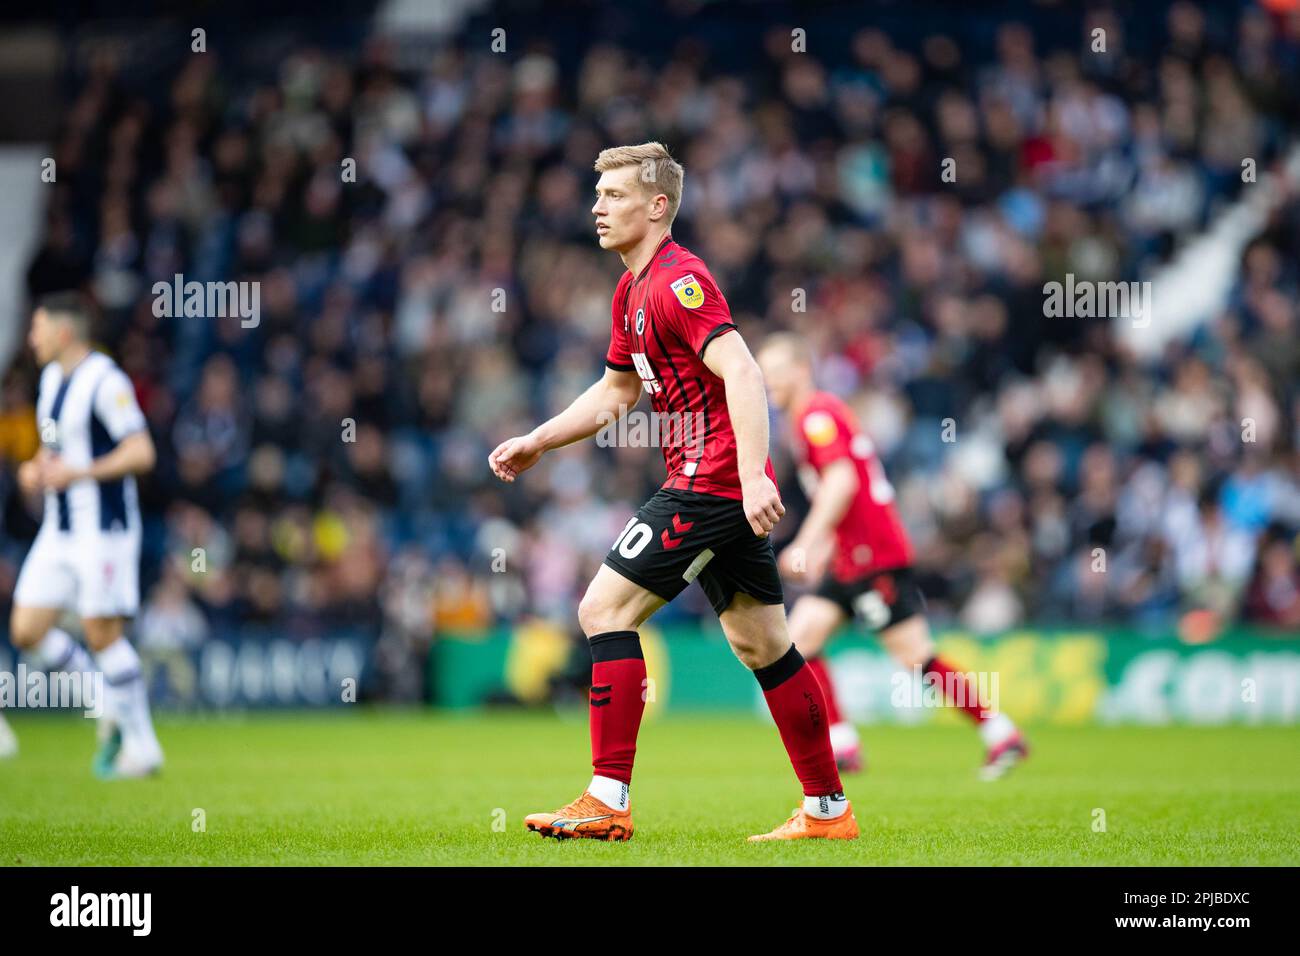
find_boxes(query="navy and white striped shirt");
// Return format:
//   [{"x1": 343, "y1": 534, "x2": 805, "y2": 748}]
[{"x1": 36, "y1": 351, "x2": 146, "y2": 536}]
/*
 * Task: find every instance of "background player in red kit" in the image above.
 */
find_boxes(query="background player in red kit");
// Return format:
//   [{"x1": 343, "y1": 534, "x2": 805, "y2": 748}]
[
  {"x1": 757, "y1": 334, "x2": 1029, "y2": 780},
  {"x1": 489, "y1": 143, "x2": 857, "y2": 841}
]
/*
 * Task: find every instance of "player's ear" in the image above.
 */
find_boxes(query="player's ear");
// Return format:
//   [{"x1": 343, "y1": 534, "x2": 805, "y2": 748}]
[{"x1": 649, "y1": 193, "x2": 668, "y2": 222}]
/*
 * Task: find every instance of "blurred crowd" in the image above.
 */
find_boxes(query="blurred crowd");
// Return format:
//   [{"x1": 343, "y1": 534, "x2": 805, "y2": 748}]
[{"x1": 1, "y1": 0, "x2": 1298, "y2": 685}]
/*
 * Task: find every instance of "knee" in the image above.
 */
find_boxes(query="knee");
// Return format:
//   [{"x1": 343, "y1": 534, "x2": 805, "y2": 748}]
[
  {"x1": 727, "y1": 634, "x2": 768, "y2": 670},
  {"x1": 787, "y1": 620, "x2": 823, "y2": 657},
  {"x1": 884, "y1": 619, "x2": 934, "y2": 670},
  {"x1": 9, "y1": 612, "x2": 45, "y2": 649},
  {"x1": 81, "y1": 621, "x2": 122, "y2": 653},
  {"x1": 577, "y1": 586, "x2": 628, "y2": 637},
  {"x1": 893, "y1": 645, "x2": 932, "y2": 671}
]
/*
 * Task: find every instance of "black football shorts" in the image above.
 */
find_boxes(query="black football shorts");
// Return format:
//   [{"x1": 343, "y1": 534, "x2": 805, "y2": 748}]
[
  {"x1": 815, "y1": 566, "x2": 925, "y2": 631},
  {"x1": 603, "y1": 488, "x2": 784, "y2": 617}
]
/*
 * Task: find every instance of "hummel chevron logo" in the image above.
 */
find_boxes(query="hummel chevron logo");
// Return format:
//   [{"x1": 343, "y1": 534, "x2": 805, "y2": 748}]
[{"x1": 661, "y1": 513, "x2": 694, "y2": 550}]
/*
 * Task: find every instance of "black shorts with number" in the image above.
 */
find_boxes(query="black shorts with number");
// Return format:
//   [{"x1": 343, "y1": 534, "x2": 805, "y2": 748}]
[
  {"x1": 816, "y1": 566, "x2": 926, "y2": 631},
  {"x1": 603, "y1": 488, "x2": 784, "y2": 617}
]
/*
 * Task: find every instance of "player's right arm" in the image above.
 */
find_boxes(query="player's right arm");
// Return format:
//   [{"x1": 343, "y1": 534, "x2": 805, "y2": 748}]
[
  {"x1": 488, "y1": 366, "x2": 642, "y2": 483},
  {"x1": 778, "y1": 458, "x2": 857, "y2": 580},
  {"x1": 17, "y1": 453, "x2": 46, "y2": 496},
  {"x1": 777, "y1": 404, "x2": 860, "y2": 579}
]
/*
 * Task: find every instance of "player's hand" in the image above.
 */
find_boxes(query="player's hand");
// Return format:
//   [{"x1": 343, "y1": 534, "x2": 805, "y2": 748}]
[
  {"x1": 778, "y1": 535, "x2": 830, "y2": 582},
  {"x1": 40, "y1": 455, "x2": 83, "y2": 491},
  {"x1": 741, "y1": 474, "x2": 784, "y2": 537},
  {"x1": 17, "y1": 459, "x2": 43, "y2": 495},
  {"x1": 488, "y1": 433, "x2": 545, "y2": 483}
]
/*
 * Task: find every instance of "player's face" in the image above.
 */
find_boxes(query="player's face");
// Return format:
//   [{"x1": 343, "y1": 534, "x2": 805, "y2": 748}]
[
  {"x1": 757, "y1": 347, "x2": 797, "y2": 410},
  {"x1": 28, "y1": 309, "x2": 63, "y2": 365},
  {"x1": 592, "y1": 167, "x2": 657, "y2": 252}
]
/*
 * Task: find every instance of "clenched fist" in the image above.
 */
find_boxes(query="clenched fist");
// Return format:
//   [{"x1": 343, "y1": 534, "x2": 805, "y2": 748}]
[
  {"x1": 17, "y1": 459, "x2": 43, "y2": 496},
  {"x1": 741, "y1": 474, "x2": 785, "y2": 537}
]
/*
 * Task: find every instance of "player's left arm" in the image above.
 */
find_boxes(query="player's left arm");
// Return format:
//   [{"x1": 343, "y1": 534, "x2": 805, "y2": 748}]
[
  {"x1": 790, "y1": 407, "x2": 860, "y2": 549},
  {"x1": 81, "y1": 430, "x2": 157, "y2": 482},
  {"x1": 701, "y1": 332, "x2": 784, "y2": 537},
  {"x1": 780, "y1": 458, "x2": 857, "y2": 580}
]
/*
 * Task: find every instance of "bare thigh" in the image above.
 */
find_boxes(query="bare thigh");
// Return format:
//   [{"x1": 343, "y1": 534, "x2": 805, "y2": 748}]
[
  {"x1": 8, "y1": 606, "x2": 62, "y2": 649},
  {"x1": 786, "y1": 595, "x2": 846, "y2": 658},
  {"x1": 879, "y1": 615, "x2": 935, "y2": 669},
  {"x1": 577, "y1": 563, "x2": 666, "y2": 637}
]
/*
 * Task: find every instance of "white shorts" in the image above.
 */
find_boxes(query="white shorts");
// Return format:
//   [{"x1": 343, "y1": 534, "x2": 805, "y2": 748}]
[{"x1": 13, "y1": 526, "x2": 141, "y2": 619}]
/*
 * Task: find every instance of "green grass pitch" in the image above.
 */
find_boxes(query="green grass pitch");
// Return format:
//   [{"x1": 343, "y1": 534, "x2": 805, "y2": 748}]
[{"x1": 1, "y1": 710, "x2": 1297, "y2": 865}]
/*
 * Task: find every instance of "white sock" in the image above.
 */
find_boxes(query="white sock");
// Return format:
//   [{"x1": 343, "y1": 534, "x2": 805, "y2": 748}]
[
  {"x1": 94, "y1": 637, "x2": 161, "y2": 759},
  {"x1": 0, "y1": 711, "x2": 15, "y2": 755},
  {"x1": 978, "y1": 712, "x2": 1016, "y2": 748},
  {"x1": 829, "y1": 721, "x2": 860, "y2": 753},
  {"x1": 804, "y1": 792, "x2": 849, "y2": 819},
  {"x1": 588, "y1": 775, "x2": 629, "y2": 811},
  {"x1": 30, "y1": 627, "x2": 94, "y2": 677}
]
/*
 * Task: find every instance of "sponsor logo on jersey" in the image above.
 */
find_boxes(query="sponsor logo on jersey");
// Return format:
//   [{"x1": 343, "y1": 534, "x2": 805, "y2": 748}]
[
  {"x1": 670, "y1": 274, "x2": 704, "y2": 309},
  {"x1": 635, "y1": 308, "x2": 645, "y2": 334}
]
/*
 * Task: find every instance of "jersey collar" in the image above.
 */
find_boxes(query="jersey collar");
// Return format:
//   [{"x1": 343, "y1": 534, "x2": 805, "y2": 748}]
[
  {"x1": 633, "y1": 233, "x2": 674, "y2": 283},
  {"x1": 57, "y1": 348, "x2": 95, "y2": 380}
]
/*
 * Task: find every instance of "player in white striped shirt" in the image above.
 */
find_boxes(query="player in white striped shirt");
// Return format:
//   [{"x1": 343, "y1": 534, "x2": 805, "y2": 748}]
[{"x1": 2, "y1": 293, "x2": 163, "y2": 777}]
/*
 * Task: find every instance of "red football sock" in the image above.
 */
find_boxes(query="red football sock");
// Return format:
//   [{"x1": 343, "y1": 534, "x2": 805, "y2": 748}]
[
  {"x1": 755, "y1": 645, "x2": 843, "y2": 797},
  {"x1": 588, "y1": 630, "x2": 647, "y2": 785},
  {"x1": 924, "y1": 655, "x2": 988, "y2": 723},
  {"x1": 804, "y1": 655, "x2": 844, "y2": 726}
]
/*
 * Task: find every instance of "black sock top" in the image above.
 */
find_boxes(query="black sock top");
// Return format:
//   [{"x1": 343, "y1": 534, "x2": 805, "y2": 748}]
[
  {"x1": 753, "y1": 643, "x2": 805, "y2": 691},
  {"x1": 589, "y1": 630, "x2": 643, "y2": 662}
]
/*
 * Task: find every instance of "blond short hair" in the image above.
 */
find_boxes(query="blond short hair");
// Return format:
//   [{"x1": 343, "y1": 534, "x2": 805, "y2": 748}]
[
  {"x1": 594, "y1": 142, "x2": 684, "y2": 225},
  {"x1": 757, "y1": 332, "x2": 812, "y2": 367}
]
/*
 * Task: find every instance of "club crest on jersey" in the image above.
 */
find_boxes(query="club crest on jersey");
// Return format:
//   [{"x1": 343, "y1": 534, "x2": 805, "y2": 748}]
[
  {"x1": 635, "y1": 308, "x2": 645, "y2": 334},
  {"x1": 670, "y1": 274, "x2": 704, "y2": 309}
]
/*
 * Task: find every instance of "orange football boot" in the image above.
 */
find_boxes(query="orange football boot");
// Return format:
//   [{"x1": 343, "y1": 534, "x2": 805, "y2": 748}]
[
  {"x1": 748, "y1": 802, "x2": 860, "y2": 842},
  {"x1": 524, "y1": 790, "x2": 633, "y2": 841}
]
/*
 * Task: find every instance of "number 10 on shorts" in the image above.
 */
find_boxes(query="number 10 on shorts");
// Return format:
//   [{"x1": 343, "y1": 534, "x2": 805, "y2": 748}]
[{"x1": 613, "y1": 516, "x2": 654, "y2": 559}]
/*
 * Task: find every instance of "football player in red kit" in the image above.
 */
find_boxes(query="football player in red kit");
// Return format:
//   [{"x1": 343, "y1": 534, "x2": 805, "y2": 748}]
[
  {"x1": 756, "y1": 334, "x2": 1028, "y2": 780},
  {"x1": 490, "y1": 143, "x2": 857, "y2": 841}
]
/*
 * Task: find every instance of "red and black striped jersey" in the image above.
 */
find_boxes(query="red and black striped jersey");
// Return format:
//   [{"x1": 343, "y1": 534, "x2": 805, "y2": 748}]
[
  {"x1": 791, "y1": 391, "x2": 913, "y2": 580},
  {"x1": 605, "y1": 235, "x2": 776, "y2": 501}
]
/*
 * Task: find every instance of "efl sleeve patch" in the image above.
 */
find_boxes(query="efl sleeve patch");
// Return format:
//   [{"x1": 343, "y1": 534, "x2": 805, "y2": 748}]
[
  {"x1": 803, "y1": 410, "x2": 839, "y2": 447},
  {"x1": 670, "y1": 274, "x2": 705, "y2": 309}
]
